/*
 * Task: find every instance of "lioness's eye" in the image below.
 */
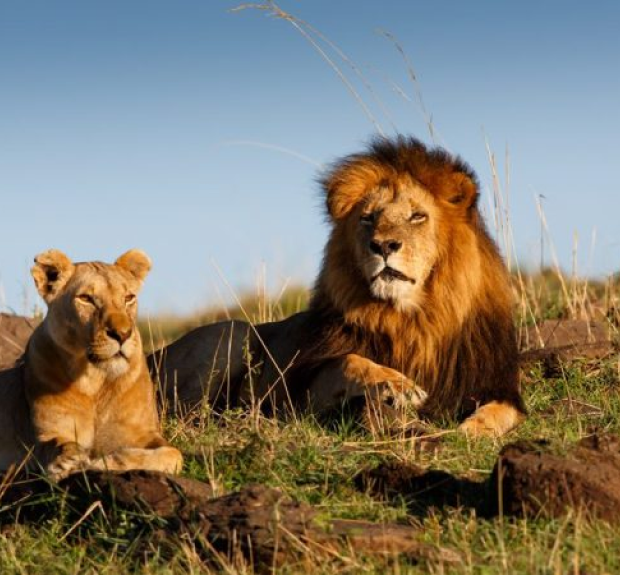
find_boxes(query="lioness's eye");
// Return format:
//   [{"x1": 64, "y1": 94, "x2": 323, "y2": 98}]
[
  {"x1": 410, "y1": 212, "x2": 427, "y2": 224},
  {"x1": 360, "y1": 213, "x2": 374, "y2": 225},
  {"x1": 125, "y1": 294, "x2": 137, "y2": 305},
  {"x1": 76, "y1": 294, "x2": 95, "y2": 306}
]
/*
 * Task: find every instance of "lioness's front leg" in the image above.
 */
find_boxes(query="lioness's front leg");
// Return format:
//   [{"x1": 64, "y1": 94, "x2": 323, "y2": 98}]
[
  {"x1": 305, "y1": 353, "x2": 427, "y2": 412},
  {"x1": 89, "y1": 435, "x2": 183, "y2": 475},
  {"x1": 29, "y1": 396, "x2": 96, "y2": 480},
  {"x1": 41, "y1": 440, "x2": 93, "y2": 481}
]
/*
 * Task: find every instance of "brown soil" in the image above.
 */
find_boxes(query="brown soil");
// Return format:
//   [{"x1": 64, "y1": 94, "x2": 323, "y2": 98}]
[
  {"x1": 0, "y1": 470, "x2": 460, "y2": 568},
  {"x1": 358, "y1": 433, "x2": 620, "y2": 523},
  {"x1": 540, "y1": 398, "x2": 604, "y2": 419},
  {"x1": 491, "y1": 433, "x2": 620, "y2": 522},
  {"x1": 356, "y1": 462, "x2": 489, "y2": 517},
  {"x1": 520, "y1": 319, "x2": 615, "y2": 367},
  {"x1": 0, "y1": 313, "x2": 36, "y2": 369}
]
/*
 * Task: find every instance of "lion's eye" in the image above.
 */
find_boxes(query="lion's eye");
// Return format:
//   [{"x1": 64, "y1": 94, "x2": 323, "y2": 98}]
[
  {"x1": 360, "y1": 213, "x2": 374, "y2": 225},
  {"x1": 125, "y1": 294, "x2": 137, "y2": 306},
  {"x1": 409, "y1": 212, "x2": 427, "y2": 224},
  {"x1": 76, "y1": 294, "x2": 96, "y2": 306}
]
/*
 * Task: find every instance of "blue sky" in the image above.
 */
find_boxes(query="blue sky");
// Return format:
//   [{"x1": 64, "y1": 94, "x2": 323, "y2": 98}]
[{"x1": 1, "y1": 0, "x2": 619, "y2": 315}]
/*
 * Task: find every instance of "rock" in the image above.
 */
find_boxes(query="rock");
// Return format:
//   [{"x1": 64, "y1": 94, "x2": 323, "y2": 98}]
[
  {"x1": 0, "y1": 313, "x2": 36, "y2": 369},
  {"x1": 491, "y1": 433, "x2": 620, "y2": 522}
]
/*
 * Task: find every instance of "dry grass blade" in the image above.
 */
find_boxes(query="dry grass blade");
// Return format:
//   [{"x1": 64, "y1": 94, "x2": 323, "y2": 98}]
[
  {"x1": 535, "y1": 195, "x2": 576, "y2": 317},
  {"x1": 211, "y1": 259, "x2": 298, "y2": 420},
  {"x1": 378, "y1": 29, "x2": 440, "y2": 145},
  {"x1": 218, "y1": 140, "x2": 323, "y2": 168},
  {"x1": 233, "y1": 1, "x2": 386, "y2": 135},
  {"x1": 59, "y1": 500, "x2": 105, "y2": 543}
]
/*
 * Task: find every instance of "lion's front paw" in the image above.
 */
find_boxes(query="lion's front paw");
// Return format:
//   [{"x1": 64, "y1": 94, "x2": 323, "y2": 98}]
[
  {"x1": 459, "y1": 401, "x2": 525, "y2": 438},
  {"x1": 378, "y1": 374, "x2": 428, "y2": 410},
  {"x1": 402, "y1": 385, "x2": 428, "y2": 409},
  {"x1": 47, "y1": 448, "x2": 92, "y2": 481}
]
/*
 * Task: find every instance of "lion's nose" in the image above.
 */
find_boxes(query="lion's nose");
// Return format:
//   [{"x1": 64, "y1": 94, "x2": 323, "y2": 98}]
[{"x1": 370, "y1": 239, "x2": 402, "y2": 258}]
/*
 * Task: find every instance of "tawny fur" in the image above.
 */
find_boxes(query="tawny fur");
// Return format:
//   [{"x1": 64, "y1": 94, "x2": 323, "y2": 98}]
[
  {"x1": 151, "y1": 136, "x2": 526, "y2": 437},
  {"x1": 0, "y1": 249, "x2": 182, "y2": 480}
]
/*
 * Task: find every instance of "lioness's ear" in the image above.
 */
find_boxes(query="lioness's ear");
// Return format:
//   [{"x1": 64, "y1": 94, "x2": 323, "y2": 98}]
[
  {"x1": 31, "y1": 249, "x2": 75, "y2": 303},
  {"x1": 324, "y1": 160, "x2": 384, "y2": 220},
  {"x1": 115, "y1": 249, "x2": 152, "y2": 283}
]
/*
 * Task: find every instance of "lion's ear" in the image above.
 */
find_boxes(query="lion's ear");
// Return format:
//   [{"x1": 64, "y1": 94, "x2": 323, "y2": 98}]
[
  {"x1": 115, "y1": 249, "x2": 152, "y2": 284},
  {"x1": 443, "y1": 171, "x2": 478, "y2": 209},
  {"x1": 31, "y1": 249, "x2": 75, "y2": 303},
  {"x1": 324, "y1": 161, "x2": 383, "y2": 220}
]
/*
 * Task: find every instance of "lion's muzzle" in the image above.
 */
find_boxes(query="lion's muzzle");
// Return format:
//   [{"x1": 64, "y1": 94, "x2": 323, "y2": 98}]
[{"x1": 373, "y1": 267, "x2": 415, "y2": 284}]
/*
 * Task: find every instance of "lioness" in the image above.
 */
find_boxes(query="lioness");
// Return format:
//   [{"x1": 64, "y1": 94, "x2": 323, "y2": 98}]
[
  {"x1": 150, "y1": 136, "x2": 526, "y2": 437},
  {"x1": 0, "y1": 249, "x2": 182, "y2": 480}
]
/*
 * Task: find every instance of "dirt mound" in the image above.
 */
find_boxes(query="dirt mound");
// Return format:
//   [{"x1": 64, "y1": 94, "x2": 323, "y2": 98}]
[
  {"x1": 357, "y1": 433, "x2": 620, "y2": 523},
  {"x1": 355, "y1": 461, "x2": 488, "y2": 516},
  {"x1": 520, "y1": 319, "x2": 615, "y2": 366},
  {"x1": 1, "y1": 470, "x2": 460, "y2": 568},
  {"x1": 0, "y1": 313, "x2": 37, "y2": 369},
  {"x1": 491, "y1": 433, "x2": 620, "y2": 521}
]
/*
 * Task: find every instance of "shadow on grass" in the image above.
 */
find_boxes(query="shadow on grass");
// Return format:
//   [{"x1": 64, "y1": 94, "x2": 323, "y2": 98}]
[{"x1": 355, "y1": 461, "x2": 494, "y2": 518}]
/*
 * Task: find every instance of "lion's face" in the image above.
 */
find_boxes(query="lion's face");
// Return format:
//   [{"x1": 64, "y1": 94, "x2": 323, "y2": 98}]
[
  {"x1": 31, "y1": 249, "x2": 151, "y2": 379},
  {"x1": 322, "y1": 138, "x2": 480, "y2": 314},
  {"x1": 352, "y1": 182, "x2": 439, "y2": 310}
]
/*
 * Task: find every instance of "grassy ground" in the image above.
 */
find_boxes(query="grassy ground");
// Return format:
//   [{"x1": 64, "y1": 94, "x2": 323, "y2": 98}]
[{"x1": 2, "y1": 279, "x2": 620, "y2": 574}]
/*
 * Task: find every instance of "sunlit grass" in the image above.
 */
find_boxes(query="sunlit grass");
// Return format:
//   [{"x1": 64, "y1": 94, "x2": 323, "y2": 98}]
[{"x1": 3, "y1": 348, "x2": 620, "y2": 573}]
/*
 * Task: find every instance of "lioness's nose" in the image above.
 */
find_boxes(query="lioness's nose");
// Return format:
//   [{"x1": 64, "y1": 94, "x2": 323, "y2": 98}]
[
  {"x1": 106, "y1": 315, "x2": 133, "y2": 344},
  {"x1": 107, "y1": 325, "x2": 132, "y2": 344},
  {"x1": 370, "y1": 239, "x2": 402, "y2": 258}
]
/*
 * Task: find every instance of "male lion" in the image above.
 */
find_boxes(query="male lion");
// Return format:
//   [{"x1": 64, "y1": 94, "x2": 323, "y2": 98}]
[
  {"x1": 0, "y1": 249, "x2": 183, "y2": 480},
  {"x1": 151, "y1": 137, "x2": 526, "y2": 437}
]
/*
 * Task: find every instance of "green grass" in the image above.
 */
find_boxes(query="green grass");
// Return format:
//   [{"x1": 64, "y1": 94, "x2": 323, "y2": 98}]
[
  {"x1": 3, "y1": 355, "x2": 620, "y2": 573},
  {"x1": 3, "y1": 278, "x2": 620, "y2": 573}
]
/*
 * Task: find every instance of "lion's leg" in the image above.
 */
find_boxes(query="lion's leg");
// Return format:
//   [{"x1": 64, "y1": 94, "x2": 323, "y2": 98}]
[
  {"x1": 305, "y1": 354, "x2": 427, "y2": 412},
  {"x1": 89, "y1": 436, "x2": 183, "y2": 475},
  {"x1": 458, "y1": 401, "x2": 525, "y2": 438},
  {"x1": 342, "y1": 354, "x2": 427, "y2": 407}
]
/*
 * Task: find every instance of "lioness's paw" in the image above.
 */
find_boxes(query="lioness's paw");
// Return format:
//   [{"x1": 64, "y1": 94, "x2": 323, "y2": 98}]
[
  {"x1": 88, "y1": 445, "x2": 183, "y2": 474},
  {"x1": 47, "y1": 451, "x2": 92, "y2": 481}
]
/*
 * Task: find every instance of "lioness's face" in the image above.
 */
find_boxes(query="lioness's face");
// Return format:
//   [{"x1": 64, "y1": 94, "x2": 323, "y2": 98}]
[
  {"x1": 353, "y1": 182, "x2": 439, "y2": 310},
  {"x1": 31, "y1": 249, "x2": 151, "y2": 379}
]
